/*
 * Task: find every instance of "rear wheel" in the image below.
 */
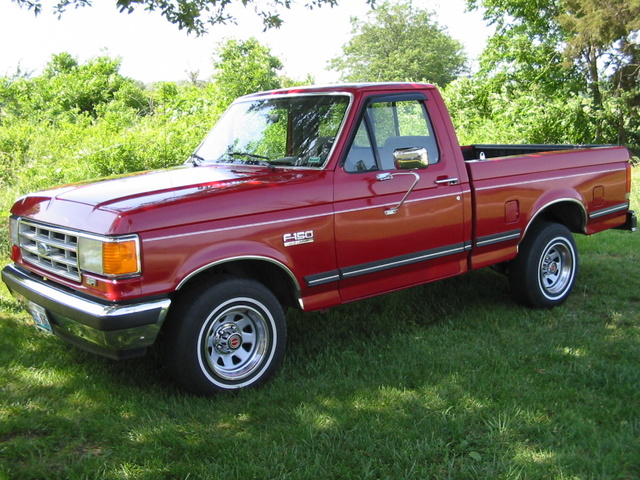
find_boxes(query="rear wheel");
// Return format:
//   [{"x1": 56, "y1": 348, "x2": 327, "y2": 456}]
[
  {"x1": 163, "y1": 277, "x2": 287, "y2": 395},
  {"x1": 509, "y1": 222, "x2": 578, "y2": 308}
]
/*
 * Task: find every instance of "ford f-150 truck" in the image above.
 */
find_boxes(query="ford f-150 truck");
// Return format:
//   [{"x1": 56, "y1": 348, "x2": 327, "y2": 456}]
[{"x1": 2, "y1": 83, "x2": 636, "y2": 394}]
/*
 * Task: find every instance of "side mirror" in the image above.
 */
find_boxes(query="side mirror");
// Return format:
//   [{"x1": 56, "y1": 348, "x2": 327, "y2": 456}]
[{"x1": 393, "y1": 147, "x2": 430, "y2": 170}]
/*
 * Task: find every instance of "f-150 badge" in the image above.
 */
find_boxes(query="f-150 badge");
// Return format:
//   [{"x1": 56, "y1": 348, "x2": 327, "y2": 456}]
[{"x1": 283, "y1": 230, "x2": 314, "y2": 247}]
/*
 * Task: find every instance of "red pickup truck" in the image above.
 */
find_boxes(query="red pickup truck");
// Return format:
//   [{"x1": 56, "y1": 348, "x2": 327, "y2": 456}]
[{"x1": 2, "y1": 83, "x2": 636, "y2": 394}]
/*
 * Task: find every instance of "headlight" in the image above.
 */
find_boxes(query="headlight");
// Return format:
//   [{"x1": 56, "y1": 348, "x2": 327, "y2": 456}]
[{"x1": 78, "y1": 235, "x2": 141, "y2": 277}]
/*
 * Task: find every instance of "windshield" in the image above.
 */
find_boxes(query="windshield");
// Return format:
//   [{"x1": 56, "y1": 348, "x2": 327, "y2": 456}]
[{"x1": 193, "y1": 94, "x2": 350, "y2": 168}]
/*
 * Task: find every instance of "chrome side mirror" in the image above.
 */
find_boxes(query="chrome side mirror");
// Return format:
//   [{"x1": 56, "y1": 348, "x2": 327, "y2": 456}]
[{"x1": 393, "y1": 147, "x2": 430, "y2": 170}]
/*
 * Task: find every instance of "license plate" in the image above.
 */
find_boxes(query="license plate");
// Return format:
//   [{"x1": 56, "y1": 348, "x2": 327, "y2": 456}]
[{"x1": 28, "y1": 302, "x2": 53, "y2": 334}]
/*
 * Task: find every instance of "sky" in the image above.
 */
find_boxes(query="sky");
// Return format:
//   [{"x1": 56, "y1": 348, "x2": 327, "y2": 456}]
[{"x1": 0, "y1": 0, "x2": 493, "y2": 84}]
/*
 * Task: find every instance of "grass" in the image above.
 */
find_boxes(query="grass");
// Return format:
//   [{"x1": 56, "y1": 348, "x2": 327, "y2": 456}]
[{"x1": 1, "y1": 169, "x2": 639, "y2": 479}]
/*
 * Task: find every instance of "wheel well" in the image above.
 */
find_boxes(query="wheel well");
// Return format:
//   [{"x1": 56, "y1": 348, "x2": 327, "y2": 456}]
[
  {"x1": 177, "y1": 259, "x2": 300, "y2": 310},
  {"x1": 529, "y1": 200, "x2": 586, "y2": 234}
]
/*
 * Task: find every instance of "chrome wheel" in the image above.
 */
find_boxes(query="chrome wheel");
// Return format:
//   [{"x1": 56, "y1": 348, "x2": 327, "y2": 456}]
[
  {"x1": 200, "y1": 300, "x2": 270, "y2": 382},
  {"x1": 538, "y1": 239, "x2": 575, "y2": 298}
]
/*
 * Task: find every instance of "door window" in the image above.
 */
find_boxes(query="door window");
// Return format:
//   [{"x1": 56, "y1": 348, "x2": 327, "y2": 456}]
[{"x1": 344, "y1": 99, "x2": 439, "y2": 173}]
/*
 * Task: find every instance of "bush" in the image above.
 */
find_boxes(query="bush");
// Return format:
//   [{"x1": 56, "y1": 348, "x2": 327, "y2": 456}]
[
  {"x1": 0, "y1": 54, "x2": 228, "y2": 261},
  {"x1": 442, "y1": 75, "x2": 640, "y2": 152}
]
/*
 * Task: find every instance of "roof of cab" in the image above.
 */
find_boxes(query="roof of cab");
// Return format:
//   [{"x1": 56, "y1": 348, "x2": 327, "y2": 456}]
[{"x1": 239, "y1": 82, "x2": 437, "y2": 99}]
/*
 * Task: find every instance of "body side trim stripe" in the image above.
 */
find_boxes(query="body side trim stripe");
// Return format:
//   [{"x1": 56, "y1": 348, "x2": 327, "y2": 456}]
[
  {"x1": 588, "y1": 202, "x2": 630, "y2": 219},
  {"x1": 146, "y1": 211, "x2": 333, "y2": 243},
  {"x1": 476, "y1": 229, "x2": 522, "y2": 247},
  {"x1": 304, "y1": 242, "x2": 470, "y2": 287},
  {"x1": 305, "y1": 271, "x2": 341, "y2": 287},
  {"x1": 145, "y1": 191, "x2": 466, "y2": 243}
]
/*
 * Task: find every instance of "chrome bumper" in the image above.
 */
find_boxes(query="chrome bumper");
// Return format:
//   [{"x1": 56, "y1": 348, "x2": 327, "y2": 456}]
[{"x1": 2, "y1": 263, "x2": 171, "y2": 359}]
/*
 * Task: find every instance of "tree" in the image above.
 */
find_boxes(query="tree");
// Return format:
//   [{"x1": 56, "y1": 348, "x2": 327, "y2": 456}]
[
  {"x1": 468, "y1": 0, "x2": 578, "y2": 96},
  {"x1": 212, "y1": 38, "x2": 283, "y2": 106},
  {"x1": 465, "y1": 0, "x2": 640, "y2": 148},
  {"x1": 557, "y1": 0, "x2": 640, "y2": 143},
  {"x1": 471, "y1": 0, "x2": 640, "y2": 106},
  {"x1": 11, "y1": 0, "x2": 376, "y2": 35},
  {"x1": 329, "y1": 1, "x2": 467, "y2": 85}
]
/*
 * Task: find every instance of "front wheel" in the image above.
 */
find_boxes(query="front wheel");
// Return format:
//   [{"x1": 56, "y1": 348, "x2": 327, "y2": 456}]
[
  {"x1": 509, "y1": 222, "x2": 578, "y2": 308},
  {"x1": 163, "y1": 277, "x2": 287, "y2": 395}
]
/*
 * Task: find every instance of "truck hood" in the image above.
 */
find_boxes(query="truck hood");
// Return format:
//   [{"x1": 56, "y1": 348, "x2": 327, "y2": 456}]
[
  {"x1": 36, "y1": 165, "x2": 270, "y2": 208},
  {"x1": 12, "y1": 165, "x2": 328, "y2": 234}
]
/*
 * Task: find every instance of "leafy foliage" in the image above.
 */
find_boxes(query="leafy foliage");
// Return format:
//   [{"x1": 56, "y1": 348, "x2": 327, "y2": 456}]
[
  {"x1": 0, "y1": 53, "x2": 224, "y2": 225},
  {"x1": 442, "y1": 79, "x2": 591, "y2": 146},
  {"x1": 462, "y1": 0, "x2": 640, "y2": 151},
  {"x1": 329, "y1": 1, "x2": 467, "y2": 85},
  {"x1": 0, "y1": 53, "x2": 148, "y2": 121},
  {"x1": 212, "y1": 37, "x2": 284, "y2": 107},
  {"x1": 11, "y1": 0, "x2": 376, "y2": 35}
]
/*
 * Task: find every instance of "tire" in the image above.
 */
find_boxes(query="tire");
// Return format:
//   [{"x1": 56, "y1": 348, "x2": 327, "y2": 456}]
[
  {"x1": 163, "y1": 277, "x2": 287, "y2": 395},
  {"x1": 509, "y1": 222, "x2": 578, "y2": 308}
]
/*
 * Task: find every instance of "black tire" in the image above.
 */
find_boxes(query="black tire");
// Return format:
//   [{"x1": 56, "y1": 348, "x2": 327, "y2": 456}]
[
  {"x1": 509, "y1": 222, "x2": 578, "y2": 308},
  {"x1": 163, "y1": 277, "x2": 287, "y2": 395}
]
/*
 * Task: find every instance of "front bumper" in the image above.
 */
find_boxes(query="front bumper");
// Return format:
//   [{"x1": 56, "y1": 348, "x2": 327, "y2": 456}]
[{"x1": 2, "y1": 263, "x2": 171, "y2": 359}]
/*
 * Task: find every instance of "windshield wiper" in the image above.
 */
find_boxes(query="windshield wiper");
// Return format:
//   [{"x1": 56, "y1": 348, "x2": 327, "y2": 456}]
[
  {"x1": 189, "y1": 153, "x2": 206, "y2": 167},
  {"x1": 228, "y1": 152, "x2": 274, "y2": 169}
]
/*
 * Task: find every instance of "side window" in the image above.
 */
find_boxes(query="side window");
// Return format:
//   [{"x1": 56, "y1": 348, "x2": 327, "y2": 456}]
[
  {"x1": 343, "y1": 118, "x2": 378, "y2": 172},
  {"x1": 344, "y1": 99, "x2": 439, "y2": 173}
]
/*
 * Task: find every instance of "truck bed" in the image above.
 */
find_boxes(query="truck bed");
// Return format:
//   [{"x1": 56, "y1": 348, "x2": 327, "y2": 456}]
[{"x1": 463, "y1": 144, "x2": 632, "y2": 270}]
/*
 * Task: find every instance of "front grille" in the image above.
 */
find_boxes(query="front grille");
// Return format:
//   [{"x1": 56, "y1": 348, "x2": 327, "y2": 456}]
[{"x1": 17, "y1": 220, "x2": 81, "y2": 282}]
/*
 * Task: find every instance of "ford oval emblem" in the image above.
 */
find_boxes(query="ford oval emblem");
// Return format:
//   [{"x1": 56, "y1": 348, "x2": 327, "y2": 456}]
[{"x1": 37, "y1": 242, "x2": 51, "y2": 257}]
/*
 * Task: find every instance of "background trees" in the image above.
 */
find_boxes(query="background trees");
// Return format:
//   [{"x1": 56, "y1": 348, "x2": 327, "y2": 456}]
[
  {"x1": 212, "y1": 38, "x2": 284, "y2": 106},
  {"x1": 0, "y1": 53, "x2": 210, "y2": 201},
  {"x1": 1, "y1": 53, "x2": 148, "y2": 121},
  {"x1": 329, "y1": 1, "x2": 467, "y2": 85},
  {"x1": 12, "y1": 0, "x2": 376, "y2": 34},
  {"x1": 454, "y1": 0, "x2": 640, "y2": 150}
]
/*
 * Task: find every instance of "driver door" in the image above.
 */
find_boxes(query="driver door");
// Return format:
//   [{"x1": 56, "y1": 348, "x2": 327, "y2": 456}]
[{"x1": 334, "y1": 95, "x2": 467, "y2": 301}]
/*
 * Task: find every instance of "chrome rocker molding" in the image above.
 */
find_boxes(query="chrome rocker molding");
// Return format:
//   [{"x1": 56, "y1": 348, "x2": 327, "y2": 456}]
[
  {"x1": 588, "y1": 202, "x2": 630, "y2": 219},
  {"x1": 305, "y1": 242, "x2": 471, "y2": 288}
]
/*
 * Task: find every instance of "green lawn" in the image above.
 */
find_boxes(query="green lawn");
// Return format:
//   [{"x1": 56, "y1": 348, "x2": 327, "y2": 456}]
[{"x1": 1, "y1": 172, "x2": 639, "y2": 479}]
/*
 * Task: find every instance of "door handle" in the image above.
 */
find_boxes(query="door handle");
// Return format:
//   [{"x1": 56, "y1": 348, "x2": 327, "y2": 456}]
[{"x1": 434, "y1": 177, "x2": 459, "y2": 185}]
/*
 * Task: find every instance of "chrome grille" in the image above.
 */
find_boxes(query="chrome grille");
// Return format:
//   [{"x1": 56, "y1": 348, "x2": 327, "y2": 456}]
[{"x1": 17, "y1": 220, "x2": 81, "y2": 282}]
